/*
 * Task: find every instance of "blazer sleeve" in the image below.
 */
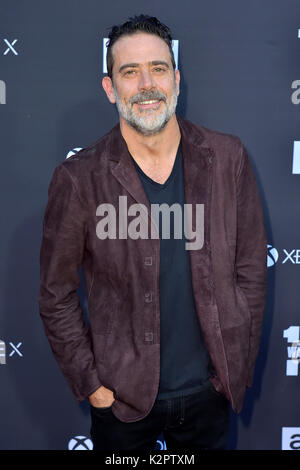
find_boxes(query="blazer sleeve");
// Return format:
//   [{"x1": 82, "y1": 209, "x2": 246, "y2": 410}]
[
  {"x1": 235, "y1": 143, "x2": 268, "y2": 388},
  {"x1": 38, "y1": 164, "x2": 102, "y2": 401}
]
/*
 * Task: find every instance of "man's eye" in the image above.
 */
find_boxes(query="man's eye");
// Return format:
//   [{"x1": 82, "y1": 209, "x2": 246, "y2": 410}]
[
  {"x1": 154, "y1": 67, "x2": 165, "y2": 73},
  {"x1": 124, "y1": 70, "x2": 136, "y2": 75}
]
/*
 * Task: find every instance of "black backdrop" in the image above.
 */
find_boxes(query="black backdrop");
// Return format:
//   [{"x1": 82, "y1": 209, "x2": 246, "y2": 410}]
[{"x1": 0, "y1": 0, "x2": 300, "y2": 450}]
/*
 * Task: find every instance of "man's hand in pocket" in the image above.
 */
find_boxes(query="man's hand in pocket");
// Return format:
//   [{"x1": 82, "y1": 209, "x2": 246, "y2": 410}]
[{"x1": 88, "y1": 385, "x2": 115, "y2": 408}]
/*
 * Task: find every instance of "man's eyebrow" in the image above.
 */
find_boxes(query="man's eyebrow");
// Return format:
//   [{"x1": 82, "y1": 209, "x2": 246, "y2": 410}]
[
  {"x1": 150, "y1": 61, "x2": 170, "y2": 68},
  {"x1": 118, "y1": 63, "x2": 139, "y2": 73},
  {"x1": 118, "y1": 61, "x2": 170, "y2": 73}
]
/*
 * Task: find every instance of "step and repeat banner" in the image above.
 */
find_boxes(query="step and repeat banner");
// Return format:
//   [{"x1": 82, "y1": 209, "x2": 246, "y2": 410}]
[{"x1": 0, "y1": 0, "x2": 299, "y2": 451}]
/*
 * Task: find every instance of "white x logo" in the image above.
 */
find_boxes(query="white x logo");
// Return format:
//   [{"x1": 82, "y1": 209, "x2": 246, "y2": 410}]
[
  {"x1": 9, "y1": 342, "x2": 23, "y2": 357},
  {"x1": 3, "y1": 39, "x2": 18, "y2": 56}
]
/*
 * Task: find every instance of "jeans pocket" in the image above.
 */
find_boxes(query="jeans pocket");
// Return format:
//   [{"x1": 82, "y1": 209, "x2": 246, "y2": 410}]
[{"x1": 90, "y1": 403, "x2": 114, "y2": 415}]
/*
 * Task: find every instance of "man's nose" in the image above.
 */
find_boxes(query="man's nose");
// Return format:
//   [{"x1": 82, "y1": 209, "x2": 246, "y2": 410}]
[{"x1": 138, "y1": 70, "x2": 156, "y2": 91}]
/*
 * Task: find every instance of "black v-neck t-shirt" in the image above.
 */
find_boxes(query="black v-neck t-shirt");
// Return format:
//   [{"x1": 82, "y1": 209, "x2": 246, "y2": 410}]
[{"x1": 131, "y1": 145, "x2": 211, "y2": 398}]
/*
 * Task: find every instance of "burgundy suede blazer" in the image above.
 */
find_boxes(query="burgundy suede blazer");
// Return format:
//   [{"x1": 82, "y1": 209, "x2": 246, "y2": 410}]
[{"x1": 38, "y1": 115, "x2": 267, "y2": 421}]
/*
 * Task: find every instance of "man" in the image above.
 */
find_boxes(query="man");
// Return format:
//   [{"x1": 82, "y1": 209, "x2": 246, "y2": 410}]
[{"x1": 38, "y1": 15, "x2": 267, "y2": 451}]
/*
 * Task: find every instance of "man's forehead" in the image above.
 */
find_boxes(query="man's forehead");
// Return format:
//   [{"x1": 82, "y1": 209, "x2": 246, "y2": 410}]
[{"x1": 112, "y1": 32, "x2": 171, "y2": 66}]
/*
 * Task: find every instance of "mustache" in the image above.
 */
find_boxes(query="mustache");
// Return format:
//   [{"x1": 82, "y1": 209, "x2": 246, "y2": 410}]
[{"x1": 129, "y1": 90, "x2": 167, "y2": 105}]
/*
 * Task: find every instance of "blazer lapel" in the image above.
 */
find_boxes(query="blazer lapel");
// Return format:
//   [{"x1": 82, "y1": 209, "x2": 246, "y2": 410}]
[
  {"x1": 108, "y1": 124, "x2": 159, "y2": 239},
  {"x1": 178, "y1": 116, "x2": 213, "y2": 248}
]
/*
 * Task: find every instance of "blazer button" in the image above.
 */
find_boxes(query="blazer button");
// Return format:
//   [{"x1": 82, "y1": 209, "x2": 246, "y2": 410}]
[
  {"x1": 144, "y1": 257, "x2": 153, "y2": 266},
  {"x1": 145, "y1": 332, "x2": 153, "y2": 342},
  {"x1": 144, "y1": 292, "x2": 153, "y2": 303}
]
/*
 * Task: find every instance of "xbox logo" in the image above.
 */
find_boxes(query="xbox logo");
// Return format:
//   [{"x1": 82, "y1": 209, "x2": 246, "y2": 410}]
[
  {"x1": 267, "y1": 244, "x2": 279, "y2": 267},
  {"x1": 68, "y1": 435, "x2": 93, "y2": 450},
  {"x1": 155, "y1": 438, "x2": 167, "y2": 450},
  {"x1": 66, "y1": 147, "x2": 83, "y2": 159}
]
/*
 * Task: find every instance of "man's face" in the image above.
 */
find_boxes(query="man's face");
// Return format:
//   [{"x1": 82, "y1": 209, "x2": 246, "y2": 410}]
[{"x1": 103, "y1": 33, "x2": 180, "y2": 136}]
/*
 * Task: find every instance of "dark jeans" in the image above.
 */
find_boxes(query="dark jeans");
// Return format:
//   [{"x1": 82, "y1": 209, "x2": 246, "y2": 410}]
[{"x1": 90, "y1": 379, "x2": 230, "y2": 451}]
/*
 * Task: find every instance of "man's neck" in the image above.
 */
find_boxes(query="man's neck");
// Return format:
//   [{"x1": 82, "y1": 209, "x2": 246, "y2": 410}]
[{"x1": 120, "y1": 114, "x2": 181, "y2": 166}]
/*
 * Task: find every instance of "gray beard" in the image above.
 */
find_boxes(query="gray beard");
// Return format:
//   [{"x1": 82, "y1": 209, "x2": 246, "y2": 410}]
[{"x1": 113, "y1": 86, "x2": 178, "y2": 136}]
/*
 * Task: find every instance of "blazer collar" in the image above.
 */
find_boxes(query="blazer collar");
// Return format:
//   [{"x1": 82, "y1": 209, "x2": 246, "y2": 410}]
[
  {"x1": 107, "y1": 115, "x2": 213, "y2": 228},
  {"x1": 107, "y1": 114, "x2": 210, "y2": 163}
]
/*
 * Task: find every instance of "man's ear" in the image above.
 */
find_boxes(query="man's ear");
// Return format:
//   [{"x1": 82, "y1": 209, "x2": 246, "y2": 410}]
[{"x1": 102, "y1": 76, "x2": 116, "y2": 104}]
